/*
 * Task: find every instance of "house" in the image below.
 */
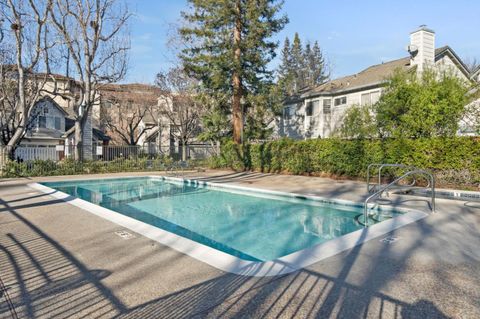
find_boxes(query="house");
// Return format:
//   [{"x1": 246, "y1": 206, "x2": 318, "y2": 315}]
[
  {"x1": 9, "y1": 73, "x2": 110, "y2": 161},
  {"x1": 471, "y1": 65, "x2": 480, "y2": 82},
  {"x1": 98, "y1": 83, "x2": 163, "y2": 146},
  {"x1": 280, "y1": 26, "x2": 476, "y2": 139}
]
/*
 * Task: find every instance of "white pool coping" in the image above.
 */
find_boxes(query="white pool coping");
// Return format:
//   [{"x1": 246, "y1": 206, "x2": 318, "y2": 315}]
[{"x1": 28, "y1": 176, "x2": 429, "y2": 277}]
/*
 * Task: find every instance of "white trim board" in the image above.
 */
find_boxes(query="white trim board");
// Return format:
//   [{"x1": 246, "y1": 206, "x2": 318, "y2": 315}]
[{"x1": 28, "y1": 177, "x2": 429, "y2": 277}]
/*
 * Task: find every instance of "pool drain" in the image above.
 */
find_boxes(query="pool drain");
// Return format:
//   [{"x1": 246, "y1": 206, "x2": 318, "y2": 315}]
[
  {"x1": 380, "y1": 236, "x2": 401, "y2": 244},
  {"x1": 114, "y1": 230, "x2": 135, "y2": 240}
]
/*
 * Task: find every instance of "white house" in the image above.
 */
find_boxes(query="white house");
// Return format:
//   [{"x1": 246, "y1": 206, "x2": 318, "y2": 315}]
[
  {"x1": 9, "y1": 74, "x2": 110, "y2": 161},
  {"x1": 471, "y1": 66, "x2": 480, "y2": 82},
  {"x1": 279, "y1": 26, "x2": 476, "y2": 139}
]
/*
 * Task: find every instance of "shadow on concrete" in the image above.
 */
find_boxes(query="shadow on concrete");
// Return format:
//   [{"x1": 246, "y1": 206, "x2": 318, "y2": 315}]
[{"x1": 1, "y1": 185, "x2": 477, "y2": 318}]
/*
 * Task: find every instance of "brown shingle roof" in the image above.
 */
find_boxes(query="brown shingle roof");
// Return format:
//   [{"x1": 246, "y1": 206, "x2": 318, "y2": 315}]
[
  {"x1": 303, "y1": 46, "x2": 470, "y2": 98},
  {"x1": 304, "y1": 57, "x2": 411, "y2": 98}
]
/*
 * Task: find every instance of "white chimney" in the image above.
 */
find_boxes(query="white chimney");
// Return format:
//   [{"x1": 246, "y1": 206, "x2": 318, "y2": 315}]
[{"x1": 409, "y1": 25, "x2": 435, "y2": 74}]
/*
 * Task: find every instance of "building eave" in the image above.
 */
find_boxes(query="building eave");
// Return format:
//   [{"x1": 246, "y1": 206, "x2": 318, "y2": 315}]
[
  {"x1": 302, "y1": 81, "x2": 385, "y2": 100},
  {"x1": 435, "y1": 46, "x2": 471, "y2": 79}
]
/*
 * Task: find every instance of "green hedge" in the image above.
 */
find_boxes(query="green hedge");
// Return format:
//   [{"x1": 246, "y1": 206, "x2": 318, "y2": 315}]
[
  {"x1": 0, "y1": 156, "x2": 204, "y2": 178},
  {"x1": 209, "y1": 137, "x2": 480, "y2": 188}
]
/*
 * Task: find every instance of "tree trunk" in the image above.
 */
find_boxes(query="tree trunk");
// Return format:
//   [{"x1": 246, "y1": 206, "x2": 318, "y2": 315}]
[
  {"x1": 7, "y1": 26, "x2": 26, "y2": 150},
  {"x1": 74, "y1": 120, "x2": 83, "y2": 161},
  {"x1": 232, "y1": 0, "x2": 243, "y2": 144},
  {"x1": 181, "y1": 141, "x2": 188, "y2": 161}
]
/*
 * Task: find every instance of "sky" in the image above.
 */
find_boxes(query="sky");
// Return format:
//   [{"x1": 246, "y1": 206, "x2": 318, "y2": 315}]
[{"x1": 125, "y1": 0, "x2": 480, "y2": 84}]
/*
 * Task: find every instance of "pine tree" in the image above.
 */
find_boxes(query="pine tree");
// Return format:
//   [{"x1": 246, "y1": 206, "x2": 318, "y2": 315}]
[
  {"x1": 277, "y1": 36, "x2": 329, "y2": 97},
  {"x1": 180, "y1": 0, "x2": 288, "y2": 144},
  {"x1": 308, "y1": 41, "x2": 329, "y2": 86},
  {"x1": 290, "y1": 32, "x2": 304, "y2": 92},
  {"x1": 277, "y1": 37, "x2": 294, "y2": 96},
  {"x1": 303, "y1": 41, "x2": 312, "y2": 87}
]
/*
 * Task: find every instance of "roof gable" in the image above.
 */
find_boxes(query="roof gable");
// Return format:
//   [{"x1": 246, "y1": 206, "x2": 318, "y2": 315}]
[
  {"x1": 34, "y1": 96, "x2": 69, "y2": 117},
  {"x1": 434, "y1": 46, "x2": 471, "y2": 78},
  {"x1": 472, "y1": 66, "x2": 480, "y2": 79}
]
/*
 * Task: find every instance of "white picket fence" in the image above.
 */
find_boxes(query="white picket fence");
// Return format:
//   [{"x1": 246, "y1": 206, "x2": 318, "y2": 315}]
[{"x1": 13, "y1": 145, "x2": 60, "y2": 161}]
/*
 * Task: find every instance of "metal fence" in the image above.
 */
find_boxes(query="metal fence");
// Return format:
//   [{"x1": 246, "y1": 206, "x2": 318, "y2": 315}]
[{"x1": 0, "y1": 143, "x2": 218, "y2": 177}]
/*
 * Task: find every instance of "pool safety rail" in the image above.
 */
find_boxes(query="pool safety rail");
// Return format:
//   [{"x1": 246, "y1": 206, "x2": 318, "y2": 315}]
[
  {"x1": 367, "y1": 163, "x2": 417, "y2": 193},
  {"x1": 363, "y1": 169, "x2": 435, "y2": 227}
]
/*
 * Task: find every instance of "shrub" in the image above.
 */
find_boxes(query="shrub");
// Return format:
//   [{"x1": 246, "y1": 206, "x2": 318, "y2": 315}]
[
  {"x1": 211, "y1": 137, "x2": 480, "y2": 188},
  {"x1": 1, "y1": 155, "x2": 189, "y2": 178}
]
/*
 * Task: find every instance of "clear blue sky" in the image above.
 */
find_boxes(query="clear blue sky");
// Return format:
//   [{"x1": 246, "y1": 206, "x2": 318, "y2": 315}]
[{"x1": 125, "y1": 0, "x2": 480, "y2": 83}]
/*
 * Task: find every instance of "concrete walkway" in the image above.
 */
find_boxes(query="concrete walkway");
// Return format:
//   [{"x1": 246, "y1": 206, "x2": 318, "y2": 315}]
[{"x1": 0, "y1": 170, "x2": 479, "y2": 318}]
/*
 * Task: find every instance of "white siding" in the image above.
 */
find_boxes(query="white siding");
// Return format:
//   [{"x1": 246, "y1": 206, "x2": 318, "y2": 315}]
[
  {"x1": 300, "y1": 87, "x2": 383, "y2": 138},
  {"x1": 435, "y1": 54, "x2": 470, "y2": 82}
]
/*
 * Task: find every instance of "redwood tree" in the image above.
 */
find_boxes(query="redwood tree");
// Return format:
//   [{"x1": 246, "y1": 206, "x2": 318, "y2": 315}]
[{"x1": 179, "y1": 0, "x2": 287, "y2": 144}]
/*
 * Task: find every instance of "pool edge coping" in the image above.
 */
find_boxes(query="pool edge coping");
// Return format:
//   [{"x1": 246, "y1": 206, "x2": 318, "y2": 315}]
[{"x1": 28, "y1": 176, "x2": 429, "y2": 277}]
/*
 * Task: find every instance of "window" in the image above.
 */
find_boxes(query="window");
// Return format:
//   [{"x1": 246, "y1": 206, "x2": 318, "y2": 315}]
[
  {"x1": 38, "y1": 116, "x2": 46, "y2": 128},
  {"x1": 371, "y1": 91, "x2": 380, "y2": 104},
  {"x1": 361, "y1": 91, "x2": 380, "y2": 106},
  {"x1": 306, "y1": 102, "x2": 313, "y2": 116},
  {"x1": 361, "y1": 93, "x2": 371, "y2": 106},
  {"x1": 54, "y1": 117, "x2": 61, "y2": 130},
  {"x1": 323, "y1": 99, "x2": 331, "y2": 114},
  {"x1": 306, "y1": 100, "x2": 320, "y2": 116},
  {"x1": 284, "y1": 106, "x2": 291, "y2": 120},
  {"x1": 334, "y1": 96, "x2": 347, "y2": 106}
]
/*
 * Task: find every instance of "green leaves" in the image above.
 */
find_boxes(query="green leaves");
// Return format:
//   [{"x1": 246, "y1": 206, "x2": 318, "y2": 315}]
[
  {"x1": 277, "y1": 34, "x2": 329, "y2": 96},
  {"x1": 336, "y1": 104, "x2": 377, "y2": 139},
  {"x1": 214, "y1": 137, "x2": 480, "y2": 188},
  {"x1": 180, "y1": 0, "x2": 288, "y2": 142},
  {"x1": 375, "y1": 69, "x2": 471, "y2": 138}
]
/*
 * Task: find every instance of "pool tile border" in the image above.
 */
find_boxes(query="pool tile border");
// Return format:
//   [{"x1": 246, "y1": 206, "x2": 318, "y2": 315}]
[{"x1": 28, "y1": 176, "x2": 429, "y2": 277}]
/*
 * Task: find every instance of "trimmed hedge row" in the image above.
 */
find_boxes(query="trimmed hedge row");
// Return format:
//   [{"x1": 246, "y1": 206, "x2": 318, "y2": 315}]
[
  {"x1": 1, "y1": 157, "x2": 207, "y2": 178},
  {"x1": 209, "y1": 137, "x2": 480, "y2": 188}
]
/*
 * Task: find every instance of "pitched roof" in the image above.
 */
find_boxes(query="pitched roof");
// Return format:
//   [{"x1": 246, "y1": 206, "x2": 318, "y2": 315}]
[
  {"x1": 303, "y1": 57, "x2": 411, "y2": 98},
  {"x1": 62, "y1": 124, "x2": 111, "y2": 141},
  {"x1": 36, "y1": 96, "x2": 70, "y2": 117},
  {"x1": 98, "y1": 83, "x2": 163, "y2": 105},
  {"x1": 434, "y1": 46, "x2": 471, "y2": 77},
  {"x1": 302, "y1": 46, "x2": 470, "y2": 98},
  {"x1": 472, "y1": 65, "x2": 480, "y2": 78}
]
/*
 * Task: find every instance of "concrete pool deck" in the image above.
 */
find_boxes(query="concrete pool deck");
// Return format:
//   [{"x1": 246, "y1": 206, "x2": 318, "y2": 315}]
[{"x1": 0, "y1": 170, "x2": 479, "y2": 318}]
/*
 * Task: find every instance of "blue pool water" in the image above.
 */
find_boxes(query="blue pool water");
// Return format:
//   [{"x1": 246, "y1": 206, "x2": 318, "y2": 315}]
[{"x1": 42, "y1": 177, "x2": 401, "y2": 261}]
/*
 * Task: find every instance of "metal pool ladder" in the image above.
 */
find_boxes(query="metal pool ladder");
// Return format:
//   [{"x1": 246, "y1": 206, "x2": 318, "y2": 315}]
[
  {"x1": 363, "y1": 169, "x2": 436, "y2": 227},
  {"x1": 367, "y1": 163, "x2": 417, "y2": 193}
]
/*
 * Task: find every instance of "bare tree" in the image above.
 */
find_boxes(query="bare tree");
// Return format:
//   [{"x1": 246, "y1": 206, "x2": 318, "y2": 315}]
[
  {"x1": 155, "y1": 67, "x2": 204, "y2": 161},
  {"x1": 49, "y1": 0, "x2": 130, "y2": 159},
  {"x1": 465, "y1": 57, "x2": 480, "y2": 74},
  {"x1": 0, "y1": 0, "x2": 53, "y2": 152},
  {"x1": 101, "y1": 98, "x2": 149, "y2": 145},
  {"x1": 99, "y1": 83, "x2": 162, "y2": 146}
]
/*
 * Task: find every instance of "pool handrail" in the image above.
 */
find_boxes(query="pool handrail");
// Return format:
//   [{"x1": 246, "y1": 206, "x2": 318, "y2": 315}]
[
  {"x1": 366, "y1": 163, "x2": 416, "y2": 193},
  {"x1": 363, "y1": 169, "x2": 435, "y2": 227}
]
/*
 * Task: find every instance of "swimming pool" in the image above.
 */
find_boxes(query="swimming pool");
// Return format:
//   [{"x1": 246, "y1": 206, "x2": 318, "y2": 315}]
[{"x1": 33, "y1": 176, "x2": 427, "y2": 276}]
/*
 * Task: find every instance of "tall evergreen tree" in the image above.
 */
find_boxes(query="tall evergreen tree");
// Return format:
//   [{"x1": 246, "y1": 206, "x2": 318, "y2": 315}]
[
  {"x1": 277, "y1": 37, "x2": 294, "y2": 96},
  {"x1": 180, "y1": 0, "x2": 288, "y2": 144},
  {"x1": 290, "y1": 32, "x2": 304, "y2": 91},
  {"x1": 277, "y1": 36, "x2": 329, "y2": 97},
  {"x1": 307, "y1": 41, "x2": 329, "y2": 86}
]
